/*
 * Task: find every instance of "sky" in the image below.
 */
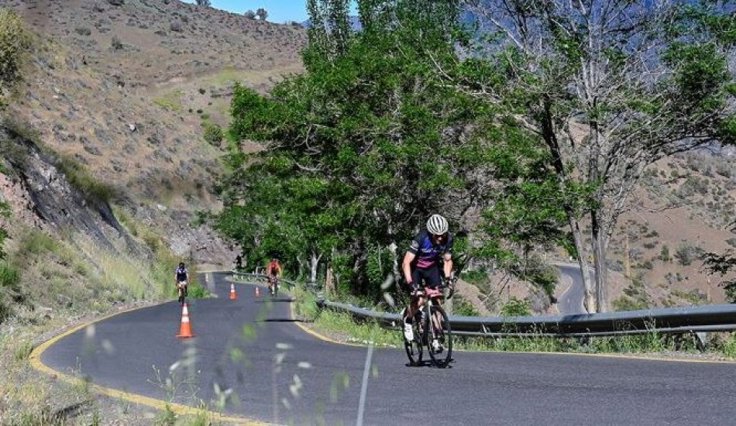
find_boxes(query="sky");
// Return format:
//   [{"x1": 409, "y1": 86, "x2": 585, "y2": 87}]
[{"x1": 181, "y1": 1, "x2": 357, "y2": 24}]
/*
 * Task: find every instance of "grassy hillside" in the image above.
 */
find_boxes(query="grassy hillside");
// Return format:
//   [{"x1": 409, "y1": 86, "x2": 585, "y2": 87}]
[{"x1": 0, "y1": 1, "x2": 306, "y2": 422}]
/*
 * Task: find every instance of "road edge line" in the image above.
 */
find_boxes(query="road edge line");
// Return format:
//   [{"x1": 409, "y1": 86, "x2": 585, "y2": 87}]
[{"x1": 28, "y1": 273, "x2": 267, "y2": 425}]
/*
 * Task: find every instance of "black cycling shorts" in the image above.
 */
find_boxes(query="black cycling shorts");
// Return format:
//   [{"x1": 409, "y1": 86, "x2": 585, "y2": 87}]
[{"x1": 410, "y1": 265, "x2": 442, "y2": 292}]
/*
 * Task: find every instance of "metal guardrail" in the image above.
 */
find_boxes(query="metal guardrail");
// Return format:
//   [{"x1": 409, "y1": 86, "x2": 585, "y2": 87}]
[
  {"x1": 230, "y1": 271, "x2": 736, "y2": 339},
  {"x1": 316, "y1": 299, "x2": 736, "y2": 338}
]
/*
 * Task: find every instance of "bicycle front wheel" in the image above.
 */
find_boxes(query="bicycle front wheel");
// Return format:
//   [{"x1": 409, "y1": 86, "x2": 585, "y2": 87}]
[
  {"x1": 424, "y1": 304, "x2": 452, "y2": 368},
  {"x1": 401, "y1": 309, "x2": 423, "y2": 366}
]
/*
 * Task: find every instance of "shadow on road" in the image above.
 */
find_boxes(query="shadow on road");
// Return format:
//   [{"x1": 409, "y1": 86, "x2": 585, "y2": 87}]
[{"x1": 260, "y1": 318, "x2": 306, "y2": 323}]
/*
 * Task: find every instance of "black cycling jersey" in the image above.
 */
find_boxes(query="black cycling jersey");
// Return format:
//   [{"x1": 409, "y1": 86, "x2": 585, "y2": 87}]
[{"x1": 175, "y1": 267, "x2": 188, "y2": 282}]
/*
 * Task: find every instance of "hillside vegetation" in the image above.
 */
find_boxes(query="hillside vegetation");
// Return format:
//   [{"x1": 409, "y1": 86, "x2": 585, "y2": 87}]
[
  {"x1": 216, "y1": 0, "x2": 736, "y2": 316},
  {"x1": 2, "y1": 0, "x2": 736, "y2": 422},
  {"x1": 0, "y1": 1, "x2": 307, "y2": 422}
]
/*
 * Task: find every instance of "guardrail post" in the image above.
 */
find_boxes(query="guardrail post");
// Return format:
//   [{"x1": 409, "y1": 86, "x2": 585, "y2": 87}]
[{"x1": 693, "y1": 331, "x2": 709, "y2": 352}]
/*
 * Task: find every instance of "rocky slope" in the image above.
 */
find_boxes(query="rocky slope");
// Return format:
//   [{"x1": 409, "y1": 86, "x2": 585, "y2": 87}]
[
  {"x1": 4, "y1": 0, "x2": 306, "y2": 268},
  {"x1": 3, "y1": 0, "x2": 736, "y2": 316}
]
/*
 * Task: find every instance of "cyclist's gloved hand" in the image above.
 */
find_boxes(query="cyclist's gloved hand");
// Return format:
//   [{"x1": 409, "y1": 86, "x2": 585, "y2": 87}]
[{"x1": 409, "y1": 281, "x2": 421, "y2": 294}]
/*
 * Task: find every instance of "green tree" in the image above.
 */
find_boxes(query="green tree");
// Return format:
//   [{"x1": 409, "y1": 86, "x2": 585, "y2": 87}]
[
  {"x1": 0, "y1": 8, "x2": 30, "y2": 109},
  {"x1": 457, "y1": 0, "x2": 736, "y2": 312},
  {"x1": 218, "y1": 0, "x2": 566, "y2": 299},
  {"x1": 704, "y1": 248, "x2": 736, "y2": 303},
  {"x1": 256, "y1": 8, "x2": 268, "y2": 21}
]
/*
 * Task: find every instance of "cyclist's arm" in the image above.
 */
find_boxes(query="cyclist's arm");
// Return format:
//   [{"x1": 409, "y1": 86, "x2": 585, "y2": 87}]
[
  {"x1": 402, "y1": 251, "x2": 415, "y2": 285},
  {"x1": 442, "y1": 253, "x2": 453, "y2": 281}
]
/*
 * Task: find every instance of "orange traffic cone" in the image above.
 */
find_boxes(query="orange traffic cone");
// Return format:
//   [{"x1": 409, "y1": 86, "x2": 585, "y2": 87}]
[
  {"x1": 255, "y1": 286, "x2": 261, "y2": 297},
  {"x1": 229, "y1": 283, "x2": 238, "y2": 300},
  {"x1": 176, "y1": 303, "x2": 195, "y2": 339}
]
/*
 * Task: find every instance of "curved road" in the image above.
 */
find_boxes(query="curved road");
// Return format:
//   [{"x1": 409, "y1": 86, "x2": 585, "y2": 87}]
[
  {"x1": 36, "y1": 272, "x2": 736, "y2": 425},
  {"x1": 556, "y1": 263, "x2": 590, "y2": 314}
]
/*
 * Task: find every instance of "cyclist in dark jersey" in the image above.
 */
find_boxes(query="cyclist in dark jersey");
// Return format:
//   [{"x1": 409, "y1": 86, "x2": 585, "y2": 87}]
[
  {"x1": 401, "y1": 214, "x2": 454, "y2": 350},
  {"x1": 175, "y1": 262, "x2": 188, "y2": 304}
]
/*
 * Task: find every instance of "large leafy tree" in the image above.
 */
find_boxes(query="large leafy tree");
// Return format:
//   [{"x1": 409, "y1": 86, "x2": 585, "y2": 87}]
[
  {"x1": 217, "y1": 0, "x2": 568, "y2": 299},
  {"x1": 455, "y1": 0, "x2": 736, "y2": 312}
]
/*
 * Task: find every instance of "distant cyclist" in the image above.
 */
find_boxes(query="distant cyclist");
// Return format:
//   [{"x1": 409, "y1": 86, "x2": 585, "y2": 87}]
[
  {"x1": 402, "y1": 214, "x2": 454, "y2": 351},
  {"x1": 175, "y1": 262, "x2": 189, "y2": 304},
  {"x1": 266, "y1": 257, "x2": 282, "y2": 295}
]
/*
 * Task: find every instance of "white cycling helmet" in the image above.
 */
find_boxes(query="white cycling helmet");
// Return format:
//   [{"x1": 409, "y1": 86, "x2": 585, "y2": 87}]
[{"x1": 426, "y1": 214, "x2": 449, "y2": 235}]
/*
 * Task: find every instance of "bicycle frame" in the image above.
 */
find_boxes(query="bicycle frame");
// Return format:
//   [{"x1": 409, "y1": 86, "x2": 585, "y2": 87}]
[{"x1": 403, "y1": 285, "x2": 453, "y2": 368}]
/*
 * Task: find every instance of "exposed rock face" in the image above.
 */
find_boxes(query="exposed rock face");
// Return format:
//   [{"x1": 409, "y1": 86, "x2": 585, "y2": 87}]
[
  {"x1": 0, "y1": 125, "x2": 140, "y2": 254},
  {"x1": 0, "y1": 124, "x2": 237, "y2": 268}
]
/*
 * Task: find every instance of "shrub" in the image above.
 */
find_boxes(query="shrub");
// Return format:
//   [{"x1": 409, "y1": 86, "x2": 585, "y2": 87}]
[
  {"x1": 195, "y1": 0, "x2": 211, "y2": 6},
  {"x1": 674, "y1": 244, "x2": 703, "y2": 266},
  {"x1": 56, "y1": 155, "x2": 116, "y2": 204},
  {"x1": 639, "y1": 260, "x2": 654, "y2": 270},
  {"x1": 111, "y1": 35, "x2": 123, "y2": 50},
  {"x1": 170, "y1": 20, "x2": 183, "y2": 33},
  {"x1": 203, "y1": 123, "x2": 223, "y2": 146},
  {"x1": 0, "y1": 262, "x2": 19, "y2": 288},
  {"x1": 612, "y1": 295, "x2": 648, "y2": 311},
  {"x1": 0, "y1": 9, "x2": 30, "y2": 106},
  {"x1": 0, "y1": 262, "x2": 20, "y2": 322},
  {"x1": 74, "y1": 27, "x2": 91, "y2": 36},
  {"x1": 107, "y1": 0, "x2": 124, "y2": 5},
  {"x1": 659, "y1": 245, "x2": 671, "y2": 262},
  {"x1": 244, "y1": 10, "x2": 256, "y2": 19},
  {"x1": 187, "y1": 281, "x2": 209, "y2": 299},
  {"x1": 17, "y1": 229, "x2": 58, "y2": 257},
  {"x1": 500, "y1": 297, "x2": 531, "y2": 317},
  {"x1": 454, "y1": 296, "x2": 480, "y2": 316}
]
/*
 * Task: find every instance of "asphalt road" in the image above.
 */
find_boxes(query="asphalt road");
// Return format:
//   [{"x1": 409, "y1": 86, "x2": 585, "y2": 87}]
[
  {"x1": 557, "y1": 264, "x2": 589, "y2": 314},
  {"x1": 39, "y1": 272, "x2": 736, "y2": 425}
]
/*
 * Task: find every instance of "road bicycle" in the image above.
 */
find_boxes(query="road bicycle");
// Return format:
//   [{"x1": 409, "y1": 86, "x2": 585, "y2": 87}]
[
  {"x1": 176, "y1": 280, "x2": 188, "y2": 305},
  {"x1": 402, "y1": 275, "x2": 456, "y2": 368},
  {"x1": 268, "y1": 275, "x2": 279, "y2": 297}
]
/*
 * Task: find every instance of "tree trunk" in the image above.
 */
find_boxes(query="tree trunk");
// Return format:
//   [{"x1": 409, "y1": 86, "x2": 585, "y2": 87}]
[
  {"x1": 570, "y1": 216, "x2": 596, "y2": 313},
  {"x1": 309, "y1": 251, "x2": 321, "y2": 288},
  {"x1": 296, "y1": 254, "x2": 305, "y2": 280},
  {"x1": 540, "y1": 99, "x2": 596, "y2": 313},
  {"x1": 388, "y1": 241, "x2": 401, "y2": 294},
  {"x1": 325, "y1": 265, "x2": 335, "y2": 296},
  {"x1": 591, "y1": 210, "x2": 609, "y2": 312}
]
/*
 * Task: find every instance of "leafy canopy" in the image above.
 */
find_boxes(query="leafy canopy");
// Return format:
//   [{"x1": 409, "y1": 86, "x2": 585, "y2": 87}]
[{"x1": 217, "y1": 0, "x2": 569, "y2": 298}]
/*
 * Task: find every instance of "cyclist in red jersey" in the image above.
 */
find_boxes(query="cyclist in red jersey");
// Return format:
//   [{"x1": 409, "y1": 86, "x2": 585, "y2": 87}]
[{"x1": 266, "y1": 258, "x2": 282, "y2": 295}]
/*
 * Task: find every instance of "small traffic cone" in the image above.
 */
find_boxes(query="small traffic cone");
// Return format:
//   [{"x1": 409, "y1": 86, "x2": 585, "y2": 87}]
[
  {"x1": 176, "y1": 303, "x2": 195, "y2": 339},
  {"x1": 255, "y1": 286, "x2": 260, "y2": 297},
  {"x1": 229, "y1": 283, "x2": 238, "y2": 300}
]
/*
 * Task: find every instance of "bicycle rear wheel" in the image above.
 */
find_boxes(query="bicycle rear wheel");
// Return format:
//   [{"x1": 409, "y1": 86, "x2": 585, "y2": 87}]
[
  {"x1": 425, "y1": 304, "x2": 452, "y2": 368},
  {"x1": 401, "y1": 309, "x2": 423, "y2": 366}
]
